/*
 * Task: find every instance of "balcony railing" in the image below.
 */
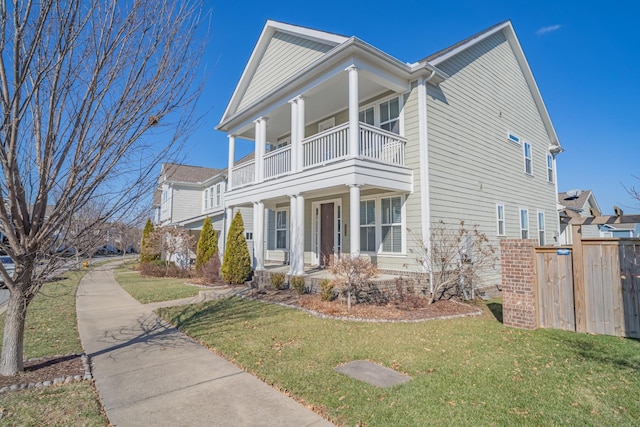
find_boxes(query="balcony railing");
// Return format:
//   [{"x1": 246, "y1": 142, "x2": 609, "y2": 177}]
[
  {"x1": 359, "y1": 123, "x2": 406, "y2": 166},
  {"x1": 264, "y1": 145, "x2": 291, "y2": 179},
  {"x1": 302, "y1": 123, "x2": 350, "y2": 168},
  {"x1": 232, "y1": 160, "x2": 255, "y2": 188}
]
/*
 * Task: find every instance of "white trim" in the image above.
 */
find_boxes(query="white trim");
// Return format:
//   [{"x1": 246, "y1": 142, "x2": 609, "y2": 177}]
[
  {"x1": 496, "y1": 203, "x2": 506, "y2": 236},
  {"x1": 417, "y1": 77, "x2": 431, "y2": 272}
]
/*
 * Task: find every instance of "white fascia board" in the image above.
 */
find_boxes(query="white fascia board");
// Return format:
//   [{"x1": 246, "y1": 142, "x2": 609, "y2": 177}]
[{"x1": 218, "y1": 21, "x2": 347, "y2": 128}]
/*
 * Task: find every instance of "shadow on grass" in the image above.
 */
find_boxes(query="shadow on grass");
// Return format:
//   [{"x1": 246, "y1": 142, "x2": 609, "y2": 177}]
[
  {"x1": 487, "y1": 302, "x2": 503, "y2": 323},
  {"x1": 550, "y1": 333, "x2": 640, "y2": 372}
]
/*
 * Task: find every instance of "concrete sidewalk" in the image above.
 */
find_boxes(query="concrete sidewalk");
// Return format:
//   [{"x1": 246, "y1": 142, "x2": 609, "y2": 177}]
[{"x1": 76, "y1": 263, "x2": 333, "y2": 427}]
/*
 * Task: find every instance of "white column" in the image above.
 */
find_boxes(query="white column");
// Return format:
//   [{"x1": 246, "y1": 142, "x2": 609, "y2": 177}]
[
  {"x1": 296, "y1": 96, "x2": 305, "y2": 171},
  {"x1": 254, "y1": 201, "x2": 265, "y2": 270},
  {"x1": 295, "y1": 194, "x2": 305, "y2": 275},
  {"x1": 349, "y1": 184, "x2": 360, "y2": 257},
  {"x1": 289, "y1": 99, "x2": 298, "y2": 173},
  {"x1": 227, "y1": 135, "x2": 235, "y2": 190},
  {"x1": 347, "y1": 66, "x2": 359, "y2": 158},
  {"x1": 254, "y1": 118, "x2": 266, "y2": 183},
  {"x1": 288, "y1": 195, "x2": 297, "y2": 275}
]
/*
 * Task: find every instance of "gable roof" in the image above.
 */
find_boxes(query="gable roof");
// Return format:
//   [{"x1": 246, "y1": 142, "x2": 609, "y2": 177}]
[
  {"x1": 558, "y1": 190, "x2": 601, "y2": 216},
  {"x1": 161, "y1": 163, "x2": 222, "y2": 184}
]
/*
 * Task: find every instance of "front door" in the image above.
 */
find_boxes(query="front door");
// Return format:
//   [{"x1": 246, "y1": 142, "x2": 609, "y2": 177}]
[{"x1": 320, "y1": 203, "x2": 334, "y2": 266}]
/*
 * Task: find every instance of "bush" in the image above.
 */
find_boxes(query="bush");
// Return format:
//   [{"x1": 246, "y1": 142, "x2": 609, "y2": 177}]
[
  {"x1": 201, "y1": 252, "x2": 221, "y2": 283},
  {"x1": 221, "y1": 212, "x2": 252, "y2": 285},
  {"x1": 140, "y1": 218, "x2": 160, "y2": 262},
  {"x1": 271, "y1": 273, "x2": 286, "y2": 290},
  {"x1": 139, "y1": 261, "x2": 192, "y2": 278},
  {"x1": 291, "y1": 276, "x2": 305, "y2": 294},
  {"x1": 320, "y1": 279, "x2": 335, "y2": 301},
  {"x1": 195, "y1": 217, "x2": 218, "y2": 274}
]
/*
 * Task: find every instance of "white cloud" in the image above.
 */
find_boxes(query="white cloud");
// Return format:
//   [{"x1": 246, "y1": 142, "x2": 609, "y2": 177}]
[{"x1": 536, "y1": 24, "x2": 562, "y2": 36}]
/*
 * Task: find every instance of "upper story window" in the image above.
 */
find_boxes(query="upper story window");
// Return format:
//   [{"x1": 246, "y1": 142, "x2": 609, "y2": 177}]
[
  {"x1": 496, "y1": 203, "x2": 505, "y2": 236},
  {"x1": 520, "y1": 208, "x2": 529, "y2": 239},
  {"x1": 215, "y1": 183, "x2": 222, "y2": 206},
  {"x1": 161, "y1": 189, "x2": 168, "y2": 212},
  {"x1": 547, "y1": 154, "x2": 554, "y2": 183},
  {"x1": 507, "y1": 131, "x2": 520, "y2": 145},
  {"x1": 523, "y1": 142, "x2": 532, "y2": 175},
  {"x1": 204, "y1": 183, "x2": 223, "y2": 210},
  {"x1": 204, "y1": 189, "x2": 209, "y2": 209},
  {"x1": 359, "y1": 96, "x2": 401, "y2": 135}
]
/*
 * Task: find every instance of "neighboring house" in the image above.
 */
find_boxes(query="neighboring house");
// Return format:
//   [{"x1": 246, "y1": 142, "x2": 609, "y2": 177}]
[
  {"x1": 154, "y1": 162, "x2": 254, "y2": 260},
  {"x1": 599, "y1": 223, "x2": 639, "y2": 238},
  {"x1": 215, "y1": 19, "x2": 563, "y2": 292},
  {"x1": 558, "y1": 190, "x2": 602, "y2": 244}
]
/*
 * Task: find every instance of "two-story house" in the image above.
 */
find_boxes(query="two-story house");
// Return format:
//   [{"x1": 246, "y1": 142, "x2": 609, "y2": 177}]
[{"x1": 215, "y1": 20, "x2": 562, "y2": 292}]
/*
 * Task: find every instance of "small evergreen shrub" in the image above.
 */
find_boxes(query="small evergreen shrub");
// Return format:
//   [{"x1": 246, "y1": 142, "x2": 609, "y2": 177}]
[
  {"x1": 291, "y1": 276, "x2": 306, "y2": 294},
  {"x1": 320, "y1": 279, "x2": 335, "y2": 301},
  {"x1": 140, "y1": 218, "x2": 160, "y2": 262},
  {"x1": 195, "y1": 217, "x2": 218, "y2": 275},
  {"x1": 271, "y1": 272, "x2": 286, "y2": 290},
  {"x1": 221, "y1": 212, "x2": 252, "y2": 285}
]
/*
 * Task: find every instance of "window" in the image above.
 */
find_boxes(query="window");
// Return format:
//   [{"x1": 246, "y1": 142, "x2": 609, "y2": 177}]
[
  {"x1": 381, "y1": 196, "x2": 402, "y2": 252},
  {"x1": 520, "y1": 208, "x2": 529, "y2": 239},
  {"x1": 547, "y1": 154, "x2": 554, "y2": 183},
  {"x1": 508, "y1": 131, "x2": 520, "y2": 144},
  {"x1": 523, "y1": 142, "x2": 532, "y2": 175},
  {"x1": 162, "y1": 189, "x2": 168, "y2": 211},
  {"x1": 360, "y1": 200, "x2": 376, "y2": 252},
  {"x1": 275, "y1": 210, "x2": 288, "y2": 250},
  {"x1": 359, "y1": 107, "x2": 374, "y2": 125},
  {"x1": 274, "y1": 137, "x2": 290, "y2": 150},
  {"x1": 215, "y1": 183, "x2": 221, "y2": 207},
  {"x1": 537, "y1": 211, "x2": 546, "y2": 245},
  {"x1": 245, "y1": 232, "x2": 253, "y2": 241},
  {"x1": 496, "y1": 204, "x2": 505, "y2": 236},
  {"x1": 379, "y1": 98, "x2": 400, "y2": 134},
  {"x1": 209, "y1": 186, "x2": 214, "y2": 208},
  {"x1": 204, "y1": 189, "x2": 209, "y2": 209},
  {"x1": 318, "y1": 117, "x2": 335, "y2": 133}
]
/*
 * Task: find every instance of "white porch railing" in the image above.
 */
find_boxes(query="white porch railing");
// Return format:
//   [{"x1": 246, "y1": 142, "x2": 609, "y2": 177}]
[
  {"x1": 264, "y1": 146, "x2": 291, "y2": 179},
  {"x1": 359, "y1": 123, "x2": 406, "y2": 166},
  {"x1": 302, "y1": 122, "x2": 349, "y2": 168},
  {"x1": 231, "y1": 160, "x2": 255, "y2": 188}
]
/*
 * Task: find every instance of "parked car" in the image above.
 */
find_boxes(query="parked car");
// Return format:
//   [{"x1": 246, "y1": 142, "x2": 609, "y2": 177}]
[{"x1": 0, "y1": 256, "x2": 15, "y2": 285}]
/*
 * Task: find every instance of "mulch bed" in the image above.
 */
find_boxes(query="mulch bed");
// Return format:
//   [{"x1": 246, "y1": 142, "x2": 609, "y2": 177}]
[
  {"x1": 249, "y1": 288, "x2": 483, "y2": 322},
  {"x1": 0, "y1": 354, "x2": 88, "y2": 391}
]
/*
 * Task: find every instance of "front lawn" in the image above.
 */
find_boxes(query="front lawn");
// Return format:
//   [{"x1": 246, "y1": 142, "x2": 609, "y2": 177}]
[
  {"x1": 0, "y1": 271, "x2": 107, "y2": 426},
  {"x1": 157, "y1": 297, "x2": 640, "y2": 426},
  {"x1": 115, "y1": 266, "x2": 202, "y2": 304}
]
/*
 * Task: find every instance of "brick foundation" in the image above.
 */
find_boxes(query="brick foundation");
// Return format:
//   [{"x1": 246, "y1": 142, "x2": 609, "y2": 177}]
[{"x1": 500, "y1": 239, "x2": 537, "y2": 330}]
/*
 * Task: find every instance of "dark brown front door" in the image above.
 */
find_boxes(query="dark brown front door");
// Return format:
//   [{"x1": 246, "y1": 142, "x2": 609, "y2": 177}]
[{"x1": 320, "y1": 203, "x2": 334, "y2": 266}]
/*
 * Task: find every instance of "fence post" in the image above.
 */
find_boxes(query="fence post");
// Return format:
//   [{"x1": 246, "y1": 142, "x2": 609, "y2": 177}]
[
  {"x1": 500, "y1": 239, "x2": 538, "y2": 330},
  {"x1": 571, "y1": 223, "x2": 587, "y2": 333}
]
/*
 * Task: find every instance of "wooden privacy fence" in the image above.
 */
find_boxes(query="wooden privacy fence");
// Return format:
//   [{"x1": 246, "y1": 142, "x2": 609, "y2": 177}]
[{"x1": 502, "y1": 215, "x2": 640, "y2": 338}]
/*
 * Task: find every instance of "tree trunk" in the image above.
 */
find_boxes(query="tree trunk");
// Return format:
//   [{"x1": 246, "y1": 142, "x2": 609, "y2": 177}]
[{"x1": 0, "y1": 291, "x2": 29, "y2": 376}]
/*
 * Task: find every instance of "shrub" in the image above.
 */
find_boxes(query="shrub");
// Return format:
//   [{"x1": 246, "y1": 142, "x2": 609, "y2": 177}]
[
  {"x1": 291, "y1": 276, "x2": 305, "y2": 294},
  {"x1": 195, "y1": 217, "x2": 218, "y2": 274},
  {"x1": 271, "y1": 272, "x2": 286, "y2": 290},
  {"x1": 201, "y1": 251, "x2": 221, "y2": 283},
  {"x1": 139, "y1": 261, "x2": 192, "y2": 278},
  {"x1": 221, "y1": 212, "x2": 252, "y2": 285},
  {"x1": 320, "y1": 279, "x2": 335, "y2": 301},
  {"x1": 140, "y1": 218, "x2": 160, "y2": 262},
  {"x1": 329, "y1": 256, "x2": 378, "y2": 310}
]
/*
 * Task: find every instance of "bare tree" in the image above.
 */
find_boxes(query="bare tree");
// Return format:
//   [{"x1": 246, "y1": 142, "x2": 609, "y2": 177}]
[
  {"x1": 0, "y1": 0, "x2": 205, "y2": 375},
  {"x1": 413, "y1": 220, "x2": 497, "y2": 304},
  {"x1": 329, "y1": 256, "x2": 379, "y2": 310},
  {"x1": 148, "y1": 226, "x2": 195, "y2": 275}
]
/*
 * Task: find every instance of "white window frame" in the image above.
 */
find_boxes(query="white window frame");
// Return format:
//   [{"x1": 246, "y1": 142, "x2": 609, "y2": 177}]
[
  {"x1": 359, "y1": 193, "x2": 406, "y2": 255},
  {"x1": 547, "y1": 154, "x2": 554, "y2": 183},
  {"x1": 275, "y1": 208, "x2": 289, "y2": 250},
  {"x1": 215, "y1": 183, "x2": 221, "y2": 207},
  {"x1": 161, "y1": 189, "x2": 168, "y2": 212},
  {"x1": 496, "y1": 203, "x2": 505, "y2": 236},
  {"x1": 380, "y1": 195, "x2": 403, "y2": 253},
  {"x1": 523, "y1": 141, "x2": 533, "y2": 175},
  {"x1": 520, "y1": 208, "x2": 529, "y2": 239},
  {"x1": 358, "y1": 95, "x2": 404, "y2": 135},
  {"x1": 274, "y1": 136, "x2": 290, "y2": 150},
  {"x1": 507, "y1": 131, "x2": 520, "y2": 145},
  {"x1": 537, "y1": 211, "x2": 546, "y2": 246},
  {"x1": 208, "y1": 186, "x2": 214, "y2": 208},
  {"x1": 360, "y1": 199, "x2": 376, "y2": 253},
  {"x1": 204, "y1": 189, "x2": 209, "y2": 210}
]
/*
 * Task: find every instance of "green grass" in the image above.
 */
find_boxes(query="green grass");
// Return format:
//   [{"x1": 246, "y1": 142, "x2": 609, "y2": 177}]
[
  {"x1": 0, "y1": 270, "x2": 107, "y2": 425},
  {"x1": 157, "y1": 297, "x2": 640, "y2": 427},
  {"x1": 114, "y1": 266, "x2": 202, "y2": 304}
]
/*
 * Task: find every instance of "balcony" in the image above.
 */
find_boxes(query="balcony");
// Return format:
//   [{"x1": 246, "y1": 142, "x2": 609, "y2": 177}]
[{"x1": 231, "y1": 123, "x2": 406, "y2": 189}]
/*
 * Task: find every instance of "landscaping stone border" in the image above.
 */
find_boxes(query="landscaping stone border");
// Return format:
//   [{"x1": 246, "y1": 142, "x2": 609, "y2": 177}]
[{"x1": 0, "y1": 352, "x2": 92, "y2": 394}]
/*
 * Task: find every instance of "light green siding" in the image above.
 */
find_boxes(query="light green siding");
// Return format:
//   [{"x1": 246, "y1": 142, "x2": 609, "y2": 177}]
[
  {"x1": 427, "y1": 31, "x2": 558, "y2": 288},
  {"x1": 238, "y1": 32, "x2": 333, "y2": 111}
]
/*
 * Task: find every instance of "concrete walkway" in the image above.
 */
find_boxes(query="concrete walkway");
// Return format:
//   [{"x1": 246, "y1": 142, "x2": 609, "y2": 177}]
[{"x1": 76, "y1": 263, "x2": 333, "y2": 427}]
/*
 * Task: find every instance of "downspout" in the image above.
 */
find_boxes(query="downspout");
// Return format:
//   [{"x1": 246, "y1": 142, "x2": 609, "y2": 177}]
[{"x1": 418, "y1": 70, "x2": 437, "y2": 293}]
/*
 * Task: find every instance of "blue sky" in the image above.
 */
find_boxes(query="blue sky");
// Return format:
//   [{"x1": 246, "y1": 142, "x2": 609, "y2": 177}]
[{"x1": 179, "y1": 0, "x2": 640, "y2": 215}]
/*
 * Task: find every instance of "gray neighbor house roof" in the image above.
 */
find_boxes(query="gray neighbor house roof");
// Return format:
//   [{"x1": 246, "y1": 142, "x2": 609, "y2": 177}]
[
  {"x1": 161, "y1": 162, "x2": 223, "y2": 184},
  {"x1": 558, "y1": 190, "x2": 601, "y2": 216}
]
